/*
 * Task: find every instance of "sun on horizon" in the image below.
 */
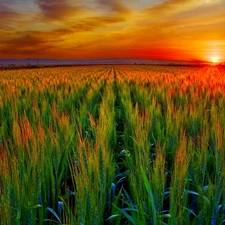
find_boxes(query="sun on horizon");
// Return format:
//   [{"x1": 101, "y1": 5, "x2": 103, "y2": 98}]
[{"x1": 210, "y1": 56, "x2": 220, "y2": 64}]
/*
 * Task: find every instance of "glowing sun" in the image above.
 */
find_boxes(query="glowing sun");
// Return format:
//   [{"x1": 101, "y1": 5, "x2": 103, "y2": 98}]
[{"x1": 211, "y1": 56, "x2": 220, "y2": 64}]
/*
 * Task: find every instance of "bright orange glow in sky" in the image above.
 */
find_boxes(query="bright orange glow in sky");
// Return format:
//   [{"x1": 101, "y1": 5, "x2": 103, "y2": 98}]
[{"x1": 0, "y1": 0, "x2": 225, "y2": 62}]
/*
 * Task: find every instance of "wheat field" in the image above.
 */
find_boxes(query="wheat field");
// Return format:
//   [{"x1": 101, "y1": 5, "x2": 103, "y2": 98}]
[{"x1": 0, "y1": 65, "x2": 225, "y2": 225}]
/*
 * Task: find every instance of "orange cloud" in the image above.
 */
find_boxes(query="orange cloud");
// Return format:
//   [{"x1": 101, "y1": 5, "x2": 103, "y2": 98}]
[
  {"x1": 144, "y1": 0, "x2": 196, "y2": 18},
  {"x1": 0, "y1": 13, "x2": 127, "y2": 59},
  {"x1": 71, "y1": 16, "x2": 126, "y2": 32}
]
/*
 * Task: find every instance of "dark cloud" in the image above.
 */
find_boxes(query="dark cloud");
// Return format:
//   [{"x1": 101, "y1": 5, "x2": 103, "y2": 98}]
[
  {"x1": 0, "y1": 3, "x2": 20, "y2": 26},
  {"x1": 98, "y1": 0, "x2": 129, "y2": 13},
  {"x1": 0, "y1": 30, "x2": 63, "y2": 57},
  {"x1": 36, "y1": 0, "x2": 81, "y2": 20}
]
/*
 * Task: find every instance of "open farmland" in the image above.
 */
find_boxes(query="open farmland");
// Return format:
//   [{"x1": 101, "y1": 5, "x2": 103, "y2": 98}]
[{"x1": 1, "y1": 65, "x2": 225, "y2": 224}]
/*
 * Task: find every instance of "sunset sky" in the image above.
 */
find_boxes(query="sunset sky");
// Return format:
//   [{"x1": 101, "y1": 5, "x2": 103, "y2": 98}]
[{"x1": 1, "y1": 0, "x2": 225, "y2": 62}]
